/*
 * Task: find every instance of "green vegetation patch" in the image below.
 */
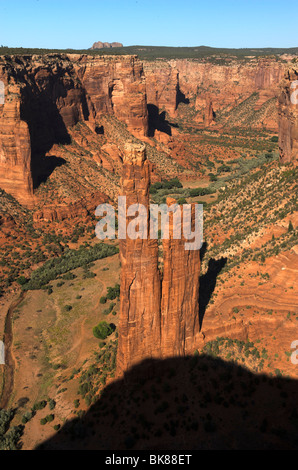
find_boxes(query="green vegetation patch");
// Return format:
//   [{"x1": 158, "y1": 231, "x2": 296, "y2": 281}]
[{"x1": 23, "y1": 243, "x2": 119, "y2": 291}]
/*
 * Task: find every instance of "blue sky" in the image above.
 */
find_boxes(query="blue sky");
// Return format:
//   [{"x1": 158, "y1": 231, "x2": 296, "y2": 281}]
[{"x1": 0, "y1": 0, "x2": 297, "y2": 49}]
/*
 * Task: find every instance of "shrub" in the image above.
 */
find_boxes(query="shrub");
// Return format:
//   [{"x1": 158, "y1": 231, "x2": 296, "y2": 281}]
[
  {"x1": 103, "y1": 303, "x2": 116, "y2": 316},
  {"x1": 49, "y1": 399, "x2": 56, "y2": 411},
  {"x1": 62, "y1": 272, "x2": 77, "y2": 281},
  {"x1": 107, "y1": 284, "x2": 120, "y2": 301},
  {"x1": 217, "y1": 164, "x2": 231, "y2": 174},
  {"x1": 32, "y1": 400, "x2": 47, "y2": 411},
  {"x1": 209, "y1": 173, "x2": 218, "y2": 182},
  {"x1": 21, "y1": 411, "x2": 34, "y2": 424},
  {"x1": 189, "y1": 187, "x2": 215, "y2": 198},
  {"x1": 177, "y1": 198, "x2": 187, "y2": 205},
  {"x1": 150, "y1": 178, "x2": 183, "y2": 194},
  {"x1": 16, "y1": 276, "x2": 28, "y2": 286},
  {"x1": 46, "y1": 414, "x2": 54, "y2": 423}
]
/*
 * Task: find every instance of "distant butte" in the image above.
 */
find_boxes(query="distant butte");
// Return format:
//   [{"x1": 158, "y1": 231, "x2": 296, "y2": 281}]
[{"x1": 91, "y1": 41, "x2": 123, "y2": 49}]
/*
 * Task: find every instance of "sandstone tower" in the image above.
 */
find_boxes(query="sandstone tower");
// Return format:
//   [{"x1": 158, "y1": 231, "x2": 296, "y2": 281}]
[
  {"x1": 116, "y1": 143, "x2": 201, "y2": 376},
  {"x1": 278, "y1": 66, "x2": 298, "y2": 164}
]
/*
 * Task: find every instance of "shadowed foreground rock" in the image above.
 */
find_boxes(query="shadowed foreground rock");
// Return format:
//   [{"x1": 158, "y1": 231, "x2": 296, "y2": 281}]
[{"x1": 37, "y1": 356, "x2": 298, "y2": 450}]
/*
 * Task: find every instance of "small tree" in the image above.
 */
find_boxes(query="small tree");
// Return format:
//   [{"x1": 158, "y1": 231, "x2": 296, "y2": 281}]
[{"x1": 93, "y1": 322, "x2": 115, "y2": 340}]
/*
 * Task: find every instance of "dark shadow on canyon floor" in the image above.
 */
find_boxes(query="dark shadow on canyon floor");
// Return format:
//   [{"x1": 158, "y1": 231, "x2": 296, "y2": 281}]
[
  {"x1": 147, "y1": 104, "x2": 179, "y2": 137},
  {"x1": 31, "y1": 155, "x2": 67, "y2": 188},
  {"x1": 36, "y1": 356, "x2": 298, "y2": 450},
  {"x1": 199, "y1": 243, "x2": 227, "y2": 329}
]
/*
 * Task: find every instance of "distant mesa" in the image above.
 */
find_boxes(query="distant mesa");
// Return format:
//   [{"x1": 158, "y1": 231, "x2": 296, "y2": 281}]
[{"x1": 91, "y1": 41, "x2": 123, "y2": 50}]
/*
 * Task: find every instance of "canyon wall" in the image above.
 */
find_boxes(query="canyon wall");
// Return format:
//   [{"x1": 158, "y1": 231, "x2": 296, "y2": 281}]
[
  {"x1": 75, "y1": 55, "x2": 148, "y2": 138},
  {"x1": 143, "y1": 58, "x2": 286, "y2": 128},
  {"x1": 0, "y1": 54, "x2": 148, "y2": 205},
  {"x1": 116, "y1": 143, "x2": 201, "y2": 376},
  {"x1": 278, "y1": 66, "x2": 298, "y2": 164}
]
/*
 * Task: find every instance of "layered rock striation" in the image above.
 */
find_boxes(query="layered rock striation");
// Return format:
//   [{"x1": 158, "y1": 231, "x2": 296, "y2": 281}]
[
  {"x1": 116, "y1": 143, "x2": 201, "y2": 376},
  {"x1": 278, "y1": 66, "x2": 298, "y2": 164},
  {"x1": 116, "y1": 143, "x2": 162, "y2": 373},
  {"x1": 0, "y1": 82, "x2": 33, "y2": 205},
  {"x1": 91, "y1": 42, "x2": 123, "y2": 50},
  {"x1": 143, "y1": 58, "x2": 286, "y2": 128},
  {"x1": 33, "y1": 190, "x2": 108, "y2": 223}
]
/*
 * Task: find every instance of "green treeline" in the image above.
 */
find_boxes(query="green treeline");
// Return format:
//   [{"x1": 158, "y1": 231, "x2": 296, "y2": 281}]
[{"x1": 23, "y1": 243, "x2": 119, "y2": 291}]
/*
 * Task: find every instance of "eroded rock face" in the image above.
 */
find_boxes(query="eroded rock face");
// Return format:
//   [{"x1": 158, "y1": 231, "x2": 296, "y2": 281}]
[
  {"x1": 0, "y1": 54, "x2": 148, "y2": 205},
  {"x1": 116, "y1": 144, "x2": 201, "y2": 376},
  {"x1": 117, "y1": 143, "x2": 162, "y2": 374},
  {"x1": 143, "y1": 59, "x2": 285, "y2": 128},
  {"x1": 161, "y1": 200, "x2": 201, "y2": 357},
  {"x1": 76, "y1": 55, "x2": 148, "y2": 138},
  {"x1": 91, "y1": 42, "x2": 123, "y2": 49},
  {"x1": 145, "y1": 65, "x2": 179, "y2": 116},
  {"x1": 278, "y1": 66, "x2": 298, "y2": 164},
  {"x1": 204, "y1": 95, "x2": 214, "y2": 127}
]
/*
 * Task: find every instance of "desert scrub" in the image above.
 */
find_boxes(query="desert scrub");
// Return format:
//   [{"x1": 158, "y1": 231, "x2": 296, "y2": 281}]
[
  {"x1": 202, "y1": 337, "x2": 268, "y2": 372},
  {"x1": 23, "y1": 243, "x2": 119, "y2": 290}
]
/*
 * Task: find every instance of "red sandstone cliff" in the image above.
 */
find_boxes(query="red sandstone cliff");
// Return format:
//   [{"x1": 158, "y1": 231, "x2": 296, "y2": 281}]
[
  {"x1": 116, "y1": 144, "x2": 201, "y2": 376},
  {"x1": 161, "y1": 200, "x2": 201, "y2": 357},
  {"x1": 278, "y1": 66, "x2": 298, "y2": 164},
  {"x1": 0, "y1": 81, "x2": 33, "y2": 206},
  {"x1": 0, "y1": 54, "x2": 148, "y2": 206},
  {"x1": 74, "y1": 55, "x2": 148, "y2": 138},
  {"x1": 0, "y1": 54, "x2": 290, "y2": 208}
]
